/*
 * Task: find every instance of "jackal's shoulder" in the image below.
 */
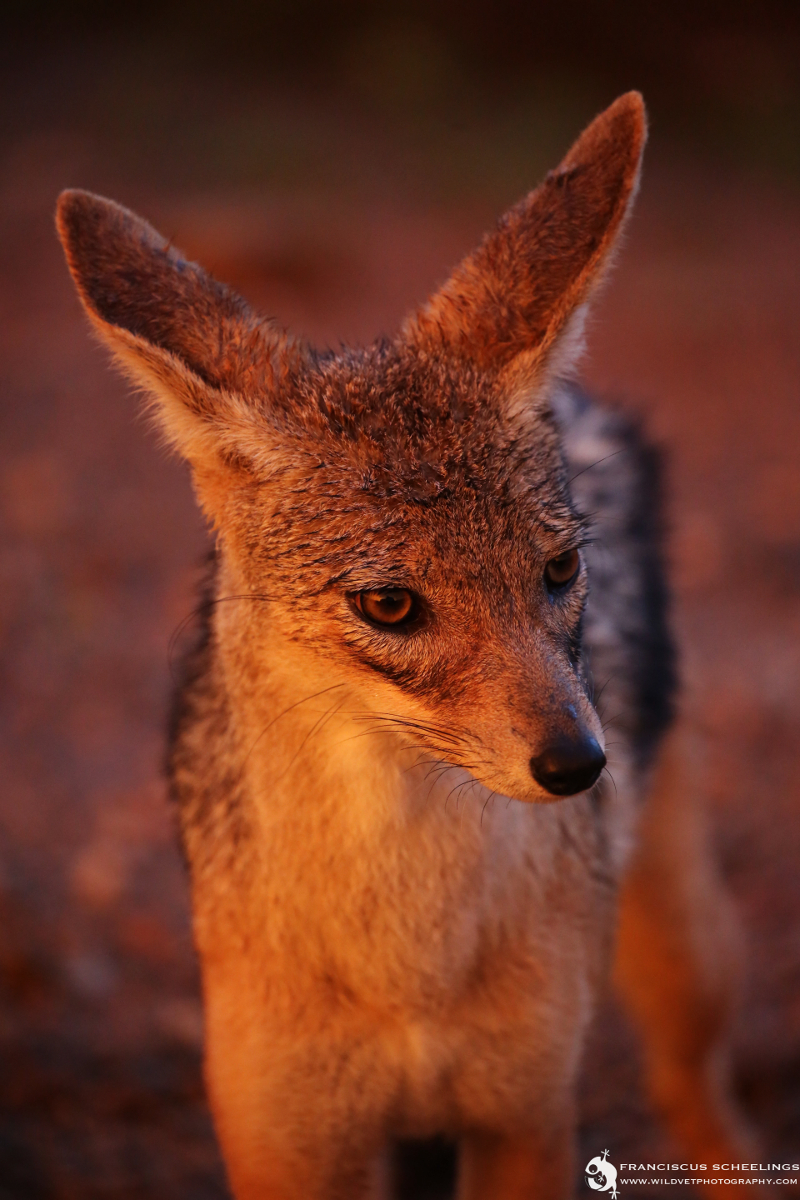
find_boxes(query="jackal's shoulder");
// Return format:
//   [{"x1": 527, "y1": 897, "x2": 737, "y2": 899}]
[{"x1": 166, "y1": 554, "x2": 251, "y2": 880}]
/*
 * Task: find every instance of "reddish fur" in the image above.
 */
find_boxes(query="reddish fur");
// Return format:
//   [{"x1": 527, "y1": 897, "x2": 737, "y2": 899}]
[
  {"x1": 56, "y1": 93, "x2": 752, "y2": 1198},
  {"x1": 406, "y1": 93, "x2": 645, "y2": 374}
]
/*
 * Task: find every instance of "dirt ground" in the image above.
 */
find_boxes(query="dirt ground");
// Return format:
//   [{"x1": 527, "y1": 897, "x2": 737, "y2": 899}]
[{"x1": 1, "y1": 72, "x2": 800, "y2": 1197}]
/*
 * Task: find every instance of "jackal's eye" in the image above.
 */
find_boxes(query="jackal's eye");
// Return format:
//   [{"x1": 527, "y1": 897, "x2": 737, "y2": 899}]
[
  {"x1": 545, "y1": 548, "x2": 580, "y2": 591},
  {"x1": 353, "y1": 588, "x2": 417, "y2": 629}
]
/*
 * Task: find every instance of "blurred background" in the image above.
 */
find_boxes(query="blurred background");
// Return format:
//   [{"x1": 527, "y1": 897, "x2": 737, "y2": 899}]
[{"x1": 1, "y1": 2, "x2": 800, "y2": 1196}]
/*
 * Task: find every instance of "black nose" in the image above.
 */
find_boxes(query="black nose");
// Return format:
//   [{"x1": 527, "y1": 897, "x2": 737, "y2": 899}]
[{"x1": 530, "y1": 734, "x2": 606, "y2": 797}]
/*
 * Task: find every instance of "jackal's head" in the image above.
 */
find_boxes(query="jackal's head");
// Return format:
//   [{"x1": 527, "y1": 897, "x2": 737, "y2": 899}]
[{"x1": 57, "y1": 93, "x2": 646, "y2": 804}]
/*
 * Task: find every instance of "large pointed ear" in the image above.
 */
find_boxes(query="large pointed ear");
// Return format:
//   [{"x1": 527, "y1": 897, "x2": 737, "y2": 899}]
[
  {"x1": 56, "y1": 190, "x2": 301, "y2": 475},
  {"x1": 404, "y1": 92, "x2": 646, "y2": 401}
]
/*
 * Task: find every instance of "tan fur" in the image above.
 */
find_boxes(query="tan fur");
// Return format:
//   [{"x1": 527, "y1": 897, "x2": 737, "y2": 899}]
[{"x1": 57, "y1": 93, "x2": 750, "y2": 1197}]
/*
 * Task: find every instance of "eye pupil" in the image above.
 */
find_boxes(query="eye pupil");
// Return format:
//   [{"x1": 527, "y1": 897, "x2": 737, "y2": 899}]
[
  {"x1": 357, "y1": 588, "x2": 415, "y2": 627},
  {"x1": 545, "y1": 549, "x2": 580, "y2": 589}
]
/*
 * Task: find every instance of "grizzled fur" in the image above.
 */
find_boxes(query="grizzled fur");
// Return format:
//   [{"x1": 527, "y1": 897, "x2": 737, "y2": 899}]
[
  {"x1": 554, "y1": 384, "x2": 676, "y2": 770},
  {"x1": 58, "y1": 93, "x2": 749, "y2": 1200},
  {"x1": 171, "y1": 383, "x2": 675, "y2": 838}
]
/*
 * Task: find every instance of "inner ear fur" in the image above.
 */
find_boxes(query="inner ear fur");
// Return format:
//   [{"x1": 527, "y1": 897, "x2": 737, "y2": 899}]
[
  {"x1": 405, "y1": 92, "x2": 647, "y2": 382},
  {"x1": 56, "y1": 190, "x2": 300, "y2": 472}
]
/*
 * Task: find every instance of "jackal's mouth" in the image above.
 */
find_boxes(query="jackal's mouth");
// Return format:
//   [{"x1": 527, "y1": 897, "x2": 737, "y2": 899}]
[
  {"x1": 347, "y1": 707, "x2": 607, "y2": 807},
  {"x1": 349, "y1": 711, "x2": 475, "y2": 761},
  {"x1": 347, "y1": 710, "x2": 497, "y2": 785}
]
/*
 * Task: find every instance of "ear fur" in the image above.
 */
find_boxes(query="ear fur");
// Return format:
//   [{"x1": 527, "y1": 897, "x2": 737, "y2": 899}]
[
  {"x1": 405, "y1": 92, "x2": 647, "y2": 402},
  {"x1": 56, "y1": 190, "x2": 300, "y2": 475}
]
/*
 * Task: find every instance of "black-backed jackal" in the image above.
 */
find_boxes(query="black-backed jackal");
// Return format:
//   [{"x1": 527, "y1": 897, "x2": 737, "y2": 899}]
[{"x1": 58, "y1": 93, "x2": 751, "y2": 1198}]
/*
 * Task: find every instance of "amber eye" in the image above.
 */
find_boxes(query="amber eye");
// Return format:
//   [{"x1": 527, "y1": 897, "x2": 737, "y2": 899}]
[
  {"x1": 354, "y1": 588, "x2": 416, "y2": 628},
  {"x1": 544, "y1": 548, "x2": 580, "y2": 590}
]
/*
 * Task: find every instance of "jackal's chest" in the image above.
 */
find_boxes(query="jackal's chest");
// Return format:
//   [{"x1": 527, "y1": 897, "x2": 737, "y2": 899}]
[{"x1": 249, "y1": 764, "x2": 615, "y2": 1016}]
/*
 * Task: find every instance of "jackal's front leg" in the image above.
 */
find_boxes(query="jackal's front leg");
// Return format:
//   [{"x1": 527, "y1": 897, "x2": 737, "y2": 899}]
[
  {"x1": 200, "y1": 948, "x2": 391, "y2": 1200},
  {"x1": 615, "y1": 727, "x2": 755, "y2": 1168}
]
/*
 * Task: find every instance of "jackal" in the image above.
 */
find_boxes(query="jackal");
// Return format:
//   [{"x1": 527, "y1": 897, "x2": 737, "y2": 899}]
[{"x1": 58, "y1": 93, "x2": 749, "y2": 1199}]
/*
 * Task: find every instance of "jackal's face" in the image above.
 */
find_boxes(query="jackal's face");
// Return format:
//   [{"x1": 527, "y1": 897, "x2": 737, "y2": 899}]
[{"x1": 57, "y1": 93, "x2": 646, "y2": 803}]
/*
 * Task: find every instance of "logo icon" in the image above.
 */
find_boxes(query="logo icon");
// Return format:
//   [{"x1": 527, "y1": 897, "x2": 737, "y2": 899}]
[{"x1": 585, "y1": 1149, "x2": 618, "y2": 1197}]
